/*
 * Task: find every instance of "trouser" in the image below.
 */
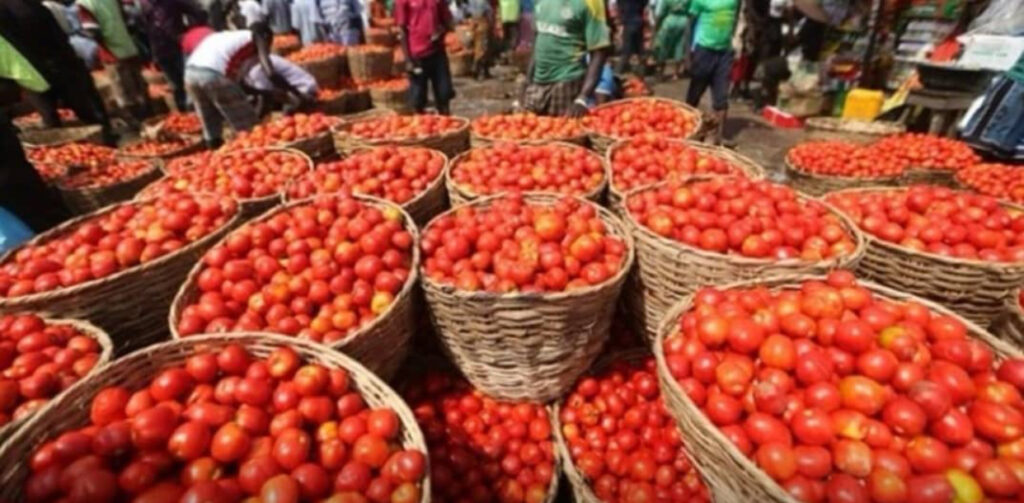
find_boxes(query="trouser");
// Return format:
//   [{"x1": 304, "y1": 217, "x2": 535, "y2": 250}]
[
  {"x1": 106, "y1": 56, "x2": 152, "y2": 120},
  {"x1": 155, "y1": 49, "x2": 188, "y2": 111},
  {"x1": 184, "y1": 66, "x2": 259, "y2": 143},
  {"x1": 502, "y1": 21, "x2": 519, "y2": 52},
  {"x1": 24, "y1": 55, "x2": 114, "y2": 143},
  {"x1": 408, "y1": 51, "x2": 454, "y2": 113},
  {"x1": 0, "y1": 113, "x2": 70, "y2": 233},
  {"x1": 686, "y1": 45, "x2": 734, "y2": 111},
  {"x1": 617, "y1": 18, "x2": 645, "y2": 73}
]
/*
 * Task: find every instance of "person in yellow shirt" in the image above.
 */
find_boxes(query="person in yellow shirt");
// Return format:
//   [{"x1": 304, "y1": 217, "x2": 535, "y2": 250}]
[{"x1": 0, "y1": 35, "x2": 71, "y2": 232}]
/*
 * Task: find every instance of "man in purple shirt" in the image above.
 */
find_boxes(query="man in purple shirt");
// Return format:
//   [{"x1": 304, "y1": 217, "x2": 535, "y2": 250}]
[{"x1": 138, "y1": 0, "x2": 206, "y2": 110}]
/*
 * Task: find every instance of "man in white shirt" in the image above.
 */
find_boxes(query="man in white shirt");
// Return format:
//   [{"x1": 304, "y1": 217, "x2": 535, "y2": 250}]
[
  {"x1": 242, "y1": 53, "x2": 317, "y2": 114},
  {"x1": 239, "y1": 0, "x2": 266, "y2": 26}
]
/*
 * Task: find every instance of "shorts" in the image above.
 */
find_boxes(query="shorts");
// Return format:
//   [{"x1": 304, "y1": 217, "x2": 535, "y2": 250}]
[{"x1": 686, "y1": 46, "x2": 734, "y2": 111}]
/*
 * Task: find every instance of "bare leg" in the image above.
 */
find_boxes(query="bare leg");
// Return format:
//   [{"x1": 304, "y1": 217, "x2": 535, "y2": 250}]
[{"x1": 713, "y1": 109, "x2": 727, "y2": 146}]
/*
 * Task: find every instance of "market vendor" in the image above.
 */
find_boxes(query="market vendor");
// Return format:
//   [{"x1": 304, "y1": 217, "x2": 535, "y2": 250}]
[
  {"x1": 184, "y1": 21, "x2": 306, "y2": 147},
  {"x1": 684, "y1": 0, "x2": 739, "y2": 145},
  {"x1": 523, "y1": 0, "x2": 611, "y2": 117},
  {"x1": 961, "y1": 52, "x2": 1024, "y2": 161},
  {"x1": 242, "y1": 53, "x2": 318, "y2": 115}
]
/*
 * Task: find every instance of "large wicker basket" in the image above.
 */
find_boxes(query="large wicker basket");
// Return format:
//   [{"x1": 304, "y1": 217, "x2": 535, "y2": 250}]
[
  {"x1": 804, "y1": 116, "x2": 906, "y2": 137},
  {"x1": 993, "y1": 288, "x2": 1024, "y2": 345},
  {"x1": 18, "y1": 125, "x2": 103, "y2": 148},
  {"x1": 653, "y1": 274, "x2": 1023, "y2": 503},
  {"x1": 369, "y1": 86, "x2": 411, "y2": 113},
  {"x1": 445, "y1": 141, "x2": 608, "y2": 206},
  {"x1": 623, "y1": 179, "x2": 866, "y2": 341},
  {"x1": 285, "y1": 146, "x2": 449, "y2": 225},
  {"x1": 169, "y1": 194, "x2": 420, "y2": 379},
  {"x1": 366, "y1": 27, "x2": 397, "y2": 47},
  {"x1": 784, "y1": 155, "x2": 902, "y2": 196},
  {"x1": 0, "y1": 317, "x2": 112, "y2": 449},
  {"x1": 57, "y1": 160, "x2": 165, "y2": 215},
  {"x1": 115, "y1": 138, "x2": 205, "y2": 165},
  {"x1": 470, "y1": 118, "x2": 588, "y2": 148},
  {"x1": 583, "y1": 97, "x2": 702, "y2": 153},
  {"x1": 828, "y1": 187, "x2": 1024, "y2": 326},
  {"x1": 0, "y1": 198, "x2": 241, "y2": 355},
  {"x1": 333, "y1": 115, "x2": 471, "y2": 158},
  {"x1": 349, "y1": 46, "x2": 394, "y2": 82},
  {"x1": 319, "y1": 88, "x2": 373, "y2": 115},
  {"x1": 606, "y1": 139, "x2": 766, "y2": 208},
  {"x1": 282, "y1": 129, "x2": 338, "y2": 160},
  {"x1": 420, "y1": 192, "x2": 635, "y2": 402},
  {"x1": 902, "y1": 167, "x2": 958, "y2": 188},
  {"x1": 448, "y1": 50, "x2": 473, "y2": 77},
  {"x1": 297, "y1": 54, "x2": 345, "y2": 87},
  {"x1": 0, "y1": 332, "x2": 431, "y2": 502}
]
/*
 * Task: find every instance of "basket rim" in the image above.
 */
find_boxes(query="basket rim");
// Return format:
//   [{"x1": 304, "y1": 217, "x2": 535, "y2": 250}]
[
  {"x1": 220, "y1": 119, "x2": 342, "y2": 152},
  {"x1": 652, "y1": 273, "x2": 1023, "y2": 503},
  {"x1": 445, "y1": 141, "x2": 607, "y2": 202},
  {"x1": 825, "y1": 185, "x2": 1024, "y2": 272},
  {"x1": 606, "y1": 137, "x2": 767, "y2": 198},
  {"x1": 168, "y1": 193, "x2": 422, "y2": 351},
  {"x1": 114, "y1": 137, "x2": 205, "y2": 161},
  {"x1": 621, "y1": 177, "x2": 868, "y2": 268},
  {"x1": 419, "y1": 191, "x2": 636, "y2": 301},
  {"x1": 468, "y1": 114, "x2": 585, "y2": 144},
  {"x1": 0, "y1": 331, "x2": 431, "y2": 503},
  {"x1": 143, "y1": 113, "x2": 203, "y2": 137},
  {"x1": 137, "y1": 147, "x2": 313, "y2": 204},
  {"x1": 284, "y1": 145, "x2": 448, "y2": 211},
  {"x1": 784, "y1": 152, "x2": 905, "y2": 182},
  {"x1": 288, "y1": 51, "x2": 347, "y2": 65},
  {"x1": 18, "y1": 124, "x2": 104, "y2": 148},
  {"x1": 333, "y1": 114, "x2": 471, "y2": 143},
  {"x1": 55, "y1": 158, "x2": 162, "y2": 192},
  {"x1": 0, "y1": 194, "x2": 243, "y2": 308},
  {"x1": 803, "y1": 116, "x2": 906, "y2": 135},
  {"x1": 581, "y1": 96, "x2": 703, "y2": 141}
]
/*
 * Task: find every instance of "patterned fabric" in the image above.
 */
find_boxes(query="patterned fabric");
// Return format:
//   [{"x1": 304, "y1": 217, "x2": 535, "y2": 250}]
[
  {"x1": 523, "y1": 77, "x2": 583, "y2": 116},
  {"x1": 185, "y1": 65, "x2": 258, "y2": 141}
]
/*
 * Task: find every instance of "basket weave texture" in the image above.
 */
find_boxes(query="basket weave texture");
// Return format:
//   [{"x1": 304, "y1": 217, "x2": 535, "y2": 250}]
[
  {"x1": 58, "y1": 160, "x2": 164, "y2": 215},
  {"x1": 320, "y1": 88, "x2": 372, "y2": 115},
  {"x1": 0, "y1": 318, "x2": 112, "y2": 450},
  {"x1": 623, "y1": 179, "x2": 866, "y2": 341},
  {"x1": 297, "y1": 54, "x2": 345, "y2": 87},
  {"x1": 332, "y1": 115, "x2": 471, "y2": 158},
  {"x1": 349, "y1": 47, "x2": 394, "y2": 82},
  {"x1": 784, "y1": 156, "x2": 902, "y2": 197},
  {"x1": 169, "y1": 194, "x2": 420, "y2": 379},
  {"x1": 369, "y1": 86, "x2": 411, "y2": 113},
  {"x1": 420, "y1": 192, "x2": 635, "y2": 402},
  {"x1": 653, "y1": 274, "x2": 1023, "y2": 503},
  {"x1": 19, "y1": 125, "x2": 103, "y2": 148},
  {"x1": 993, "y1": 288, "x2": 1024, "y2": 345},
  {"x1": 804, "y1": 116, "x2": 906, "y2": 136},
  {"x1": 445, "y1": 141, "x2": 608, "y2": 207},
  {"x1": 0, "y1": 332, "x2": 430, "y2": 502},
  {"x1": 828, "y1": 186, "x2": 1024, "y2": 326}
]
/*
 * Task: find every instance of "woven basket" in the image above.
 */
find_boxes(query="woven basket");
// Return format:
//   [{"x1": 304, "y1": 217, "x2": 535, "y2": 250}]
[
  {"x1": 140, "y1": 115, "x2": 203, "y2": 140},
  {"x1": 286, "y1": 147, "x2": 449, "y2": 225},
  {"x1": 623, "y1": 179, "x2": 866, "y2": 341},
  {"x1": 138, "y1": 147, "x2": 312, "y2": 220},
  {"x1": 18, "y1": 125, "x2": 103, "y2": 148},
  {"x1": 349, "y1": 47, "x2": 394, "y2": 82},
  {"x1": 333, "y1": 116, "x2": 471, "y2": 159},
  {"x1": 829, "y1": 187, "x2": 1024, "y2": 326},
  {"x1": 367, "y1": 28, "x2": 397, "y2": 47},
  {"x1": 653, "y1": 274, "x2": 1023, "y2": 503},
  {"x1": 0, "y1": 198, "x2": 241, "y2": 355},
  {"x1": 784, "y1": 156, "x2": 902, "y2": 197},
  {"x1": 902, "y1": 167, "x2": 958, "y2": 188},
  {"x1": 319, "y1": 88, "x2": 372, "y2": 115},
  {"x1": 169, "y1": 194, "x2": 420, "y2": 379},
  {"x1": 993, "y1": 288, "x2": 1024, "y2": 346},
  {"x1": 282, "y1": 129, "x2": 337, "y2": 160},
  {"x1": 13, "y1": 114, "x2": 83, "y2": 131},
  {"x1": 445, "y1": 142, "x2": 608, "y2": 206},
  {"x1": 420, "y1": 192, "x2": 635, "y2": 402},
  {"x1": 115, "y1": 138, "x2": 205, "y2": 165},
  {"x1": 369, "y1": 86, "x2": 411, "y2": 113},
  {"x1": 583, "y1": 97, "x2": 702, "y2": 153},
  {"x1": 297, "y1": 55, "x2": 344, "y2": 87},
  {"x1": 606, "y1": 139, "x2": 766, "y2": 208},
  {"x1": 804, "y1": 117, "x2": 906, "y2": 136},
  {"x1": 0, "y1": 318, "x2": 112, "y2": 450},
  {"x1": 448, "y1": 50, "x2": 473, "y2": 77},
  {"x1": 0, "y1": 332, "x2": 430, "y2": 502},
  {"x1": 57, "y1": 160, "x2": 164, "y2": 215}
]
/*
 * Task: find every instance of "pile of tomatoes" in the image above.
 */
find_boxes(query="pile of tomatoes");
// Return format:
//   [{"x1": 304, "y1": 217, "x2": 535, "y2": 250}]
[
  {"x1": 160, "y1": 112, "x2": 203, "y2": 136},
  {"x1": 60, "y1": 160, "x2": 154, "y2": 189},
  {"x1": 449, "y1": 143, "x2": 605, "y2": 198},
  {"x1": 286, "y1": 43, "x2": 345, "y2": 63},
  {"x1": 349, "y1": 115, "x2": 463, "y2": 140},
  {"x1": 788, "y1": 141, "x2": 906, "y2": 179},
  {"x1": 27, "y1": 143, "x2": 115, "y2": 168},
  {"x1": 582, "y1": 99, "x2": 698, "y2": 139},
  {"x1": 223, "y1": 114, "x2": 339, "y2": 151},
  {"x1": 470, "y1": 114, "x2": 582, "y2": 142},
  {"x1": 626, "y1": 177, "x2": 857, "y2": 261},
  {"x1": 825, "y1": 186, "x2": 1024, "y2": 262},
  {"x1": 663, "y1": 271, "x2": 1024, "y2": 503},
  {"x1": 14, "y1": 109, "x2": 76, "y2": 127},
  {"x1": 361, "y1": 79, "x2": 407, "y2": 91},
  {"x1": 622, "y1": 76, "x2": 652, "y2": 98},
  {"x1": 0, "y1": 314, "x2": 104, "y2": 429},
  {"x1": 272, "y1": 33, "x2": 300, "y2": 51},
  {"x1": 22, "y1": 344, "x2": 426, "y2": 502},
  {"x1": 175, "y1": 194, "x2": 415, "y2": 343},
  {"x1": 872, "y1": 134, "x2": 980, "y2": 172},
  {"x1": 0, "y1": 193, "x2": 237, "y2": 298},
  {"x1": 119, "y1": 139, "x2": 194, "y2": 158},
  {"x1": 287, "y1": 147, "x2": 444, "y2": 204},
  {"x1": 142, "y1": 149, "x2": 309, "y2": 201},
  {"x1": 560, "y1": 356, "x2": 709, "y2": 502},
  {"x1": 610, "y1": 135, "x2": 747, "y2": 193},
  {"x1": 420, "y1": 194, "x2": 627, "y2": 292},
  {"x1": 956, "y1": 164, "x2": 1024, "y2": 204},
  {"x1": 403, "y1": 372, "x2": 556, "y2": 503}
]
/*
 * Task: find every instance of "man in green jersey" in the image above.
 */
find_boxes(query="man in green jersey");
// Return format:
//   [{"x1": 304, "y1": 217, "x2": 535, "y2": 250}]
[
  {"x1": 685, "y1": 0, "x2": 737, "y2": 145},
  {"x1": 523, "y1": 0, "x2": 610, "y2": 117}
]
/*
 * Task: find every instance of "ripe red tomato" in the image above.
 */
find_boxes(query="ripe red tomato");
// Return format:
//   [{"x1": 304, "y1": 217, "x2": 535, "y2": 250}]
[
  {"x1": 449, "y1": 142, "x2": 605, "y2": 198},
  {"x1": 582, "y1": 98, "x2": 699, "y2": 139}
]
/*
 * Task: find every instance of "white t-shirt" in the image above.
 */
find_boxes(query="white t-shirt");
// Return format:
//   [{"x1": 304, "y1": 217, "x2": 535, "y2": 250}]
[
  {"x1": 239, "y1": 0, "x2": 266, "y2": 26},
  {"x1": 187, "y1": 30, "x2": 256, "y2": 76},
  {"x1": 244, "y1": 55, "x2": 319, "y2": 97}
]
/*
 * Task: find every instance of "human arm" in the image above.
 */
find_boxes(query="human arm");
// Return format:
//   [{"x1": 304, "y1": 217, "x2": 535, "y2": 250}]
[
  {"x1": 394, "y1": 0, "x2": 420, "y2": 72},
  {"x1": 568, "y1": 0, "x2": 612, "y2": 117},
  {"x1": 568, "y1": 48, "x2": 607, "y2": 117}
]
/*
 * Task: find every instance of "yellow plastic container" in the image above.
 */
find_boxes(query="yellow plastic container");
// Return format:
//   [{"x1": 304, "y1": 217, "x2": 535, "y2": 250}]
[{"x1": 842, "y1": 89, "x2": 885, "y2": 120}]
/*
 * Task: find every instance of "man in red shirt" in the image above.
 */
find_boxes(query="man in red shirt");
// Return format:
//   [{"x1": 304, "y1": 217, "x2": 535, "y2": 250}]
[{"x1": 395, "y1": 0, "x2": 454, "y2": 114}]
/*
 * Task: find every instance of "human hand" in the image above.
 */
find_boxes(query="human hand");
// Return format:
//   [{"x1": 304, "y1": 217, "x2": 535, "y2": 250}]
[{"x1": 568, "y1": 98, "x2": 589, "y2": 118}]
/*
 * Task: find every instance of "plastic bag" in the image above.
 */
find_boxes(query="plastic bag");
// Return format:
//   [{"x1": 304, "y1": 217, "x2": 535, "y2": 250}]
[
  {"x1": 0, "y1": 207, "x2": 34, "y2": 254},
  {"x1": 968, "y1": 0, "x2": 1024, "y2": 35}
]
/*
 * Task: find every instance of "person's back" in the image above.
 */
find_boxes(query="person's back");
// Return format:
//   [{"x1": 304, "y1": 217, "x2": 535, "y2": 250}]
[
  {"x1": 187, "y1": 29, "x2": 256, "y2": 77},
  {"x1": 532, "y1": 0, "x2": 609, "y2": 84}
]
